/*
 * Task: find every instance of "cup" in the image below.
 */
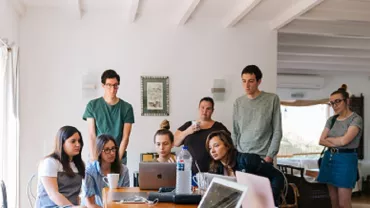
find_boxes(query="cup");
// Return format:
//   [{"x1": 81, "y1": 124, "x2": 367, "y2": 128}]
[
  {"x1": 192, "y1": 172, "x2": 208, "y2": 195},
  {"x1": 192, "y1": 120, "x2": 200, "y2": 131},
  {"x1": 103, "y1": 173, "x2": 120, "y2": 189}
]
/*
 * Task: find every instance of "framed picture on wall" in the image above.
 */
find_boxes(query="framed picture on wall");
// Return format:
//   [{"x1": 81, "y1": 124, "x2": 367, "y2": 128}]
[{"x1": 141, "y1": 76, "x2": 169, "y2": 116}]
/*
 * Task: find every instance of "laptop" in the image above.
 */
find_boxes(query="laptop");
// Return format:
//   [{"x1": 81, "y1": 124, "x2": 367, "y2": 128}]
[
  {"x1": 198, "y1": 177, "x2": 248, "y2": 208},
  {"x1": 139, "y1": 162, "x2": 176, "y2": 190},
  {"x1": 236, "y1": 171, "x2": 275, "y2": 208}
]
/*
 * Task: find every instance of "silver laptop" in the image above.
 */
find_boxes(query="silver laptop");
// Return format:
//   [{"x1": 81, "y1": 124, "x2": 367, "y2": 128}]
[{"x1": 139, "y1": 162, "x2": 176, "y2": 190}]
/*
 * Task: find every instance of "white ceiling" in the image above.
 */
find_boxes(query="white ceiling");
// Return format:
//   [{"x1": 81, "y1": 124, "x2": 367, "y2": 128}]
[
  {"x1": 9, "y1": 0, "x2": 370, "y2": 74},
  {"x1": 278, "y1": 0, "x2": 370, "y2": 75}
]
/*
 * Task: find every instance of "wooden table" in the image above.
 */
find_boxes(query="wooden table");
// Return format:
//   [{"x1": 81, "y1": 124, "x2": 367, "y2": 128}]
[{"x1": 102, "y1": 187, "x2": 198, "y2": 208}]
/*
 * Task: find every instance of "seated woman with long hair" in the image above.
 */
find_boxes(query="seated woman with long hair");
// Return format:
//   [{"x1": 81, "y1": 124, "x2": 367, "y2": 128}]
[
  {"x1": 153, "y1": 120, "x2": 176, "y2": 163},
  {"x1": 82, "y1": 134, "x2": 130, "y2": 208},
  {"x1": 35, "y1": 126, "x2": 86, "y2": 208},
  {"x1": 206, "y1": 130, "x2": 284, "y2": 206}
]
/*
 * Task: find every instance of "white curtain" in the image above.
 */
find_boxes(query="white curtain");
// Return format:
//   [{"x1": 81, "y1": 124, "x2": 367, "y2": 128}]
[{"x1": 0, "y1": 45, "x2": 19, "y2": 208}]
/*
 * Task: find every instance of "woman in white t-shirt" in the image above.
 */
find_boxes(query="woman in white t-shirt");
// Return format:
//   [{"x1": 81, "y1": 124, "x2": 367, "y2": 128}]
[{"x1": 35, "y1": 126, "x2": 86, "y2": 208}]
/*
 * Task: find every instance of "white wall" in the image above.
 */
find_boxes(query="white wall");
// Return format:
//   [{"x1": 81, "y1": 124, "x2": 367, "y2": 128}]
[
  {"x1": 277, "y1": 74, "x2": 370, "y2": 174},
  {"x1": 0, "y1": 0, "x2": 19, "y2": 44},
  {"x1": 19, "y1": 8, "x2": 277, "y2": 207}
]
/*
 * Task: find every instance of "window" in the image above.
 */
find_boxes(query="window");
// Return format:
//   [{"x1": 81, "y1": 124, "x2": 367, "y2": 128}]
[
  {"x1": 0, "y1": 46, "x2": 19, "y2": 208},
  {"x1": 0, "y1": 47, "x2": 5, "y2": 178},
  {"x1": 278, "y1": 104, "x2": 331, "y2": 157}
]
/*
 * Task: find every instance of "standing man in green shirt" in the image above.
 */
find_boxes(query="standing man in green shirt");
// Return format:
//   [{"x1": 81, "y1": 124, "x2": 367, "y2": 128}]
[
  {"x1": 232, "y1": 65, "x2": 282, "y2": 163},
  {"x1": 83, "y1": 69, "x2": 134, "y2": 165}
]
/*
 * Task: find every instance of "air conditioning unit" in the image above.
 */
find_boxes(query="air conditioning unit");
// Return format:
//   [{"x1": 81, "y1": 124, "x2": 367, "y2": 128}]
[{"x1": 277, "y1": 75, "x2": 324, "y2": 89}]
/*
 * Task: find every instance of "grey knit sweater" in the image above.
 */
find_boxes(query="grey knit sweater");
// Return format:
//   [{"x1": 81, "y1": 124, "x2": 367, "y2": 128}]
[{"x1": 232, "y1": 91, "x2": 282, "y2": 158}]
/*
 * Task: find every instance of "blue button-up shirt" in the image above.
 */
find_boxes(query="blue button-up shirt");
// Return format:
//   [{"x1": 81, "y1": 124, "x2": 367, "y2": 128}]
[{"x1": 81, "y1": 161, "x2": 130, "y2": 206}]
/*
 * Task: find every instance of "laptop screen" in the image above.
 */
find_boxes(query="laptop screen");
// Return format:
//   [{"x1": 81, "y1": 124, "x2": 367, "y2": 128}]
[{"x1": 198, "y1": 179, "x2": 245, "y2": 208}]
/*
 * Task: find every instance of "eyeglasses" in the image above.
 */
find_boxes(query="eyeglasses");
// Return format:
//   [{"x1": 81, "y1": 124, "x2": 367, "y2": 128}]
[
  {"x1": 102, "y1": 147, "x2": 118, "y2": 154},
  {"x1": 105, "y1": 83, "x2": 119, "y2": 89},
  {"x1": 328, "y1": 99, "x2": 346, "y2": 107}
]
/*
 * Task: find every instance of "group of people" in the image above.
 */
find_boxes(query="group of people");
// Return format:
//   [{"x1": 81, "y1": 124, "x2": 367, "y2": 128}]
[{"x1": 34, "y1": 65, "x2": 363, "y2": 208}]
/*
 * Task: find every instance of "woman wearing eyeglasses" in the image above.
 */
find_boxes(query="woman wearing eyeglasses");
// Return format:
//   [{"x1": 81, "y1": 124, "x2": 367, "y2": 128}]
[
  {"x1": 206, "y1": 130, "x2": 284, "y2": 207},
  {"x1": 82, "y1": 134, "x2": 130, "y2": 208},
  {"x1": 318, "y1": 84, "x2": 363, "y2": 208}
]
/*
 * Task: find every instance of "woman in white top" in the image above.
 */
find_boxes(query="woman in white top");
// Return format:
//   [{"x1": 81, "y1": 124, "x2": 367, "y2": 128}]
[{"x1": 35, "y1": 126, "x2": 86, "y2": 208}]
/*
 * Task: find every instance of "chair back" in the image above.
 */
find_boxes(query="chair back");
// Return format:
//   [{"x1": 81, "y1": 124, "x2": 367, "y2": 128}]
[
  {"x1": 277, "y1": 164, "x2": 331, "y2": 208},
  {"x1": 141, "y1": 152, "x2": 157, "y2": 162},
  {"x1": 133, "y1": 171, "x2": 139, "y2": 187},
  {"x1": 0, "y1": 180, "x2": 8, "y2": 208},
  {"x1": 27, "y1": 173, "x2": 37, "y2": 208}
]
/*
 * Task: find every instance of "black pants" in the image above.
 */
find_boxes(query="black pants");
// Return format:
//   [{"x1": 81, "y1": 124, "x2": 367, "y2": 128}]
[{"x1": 256, "y1": 162, "x2": 285, "y2": 206}]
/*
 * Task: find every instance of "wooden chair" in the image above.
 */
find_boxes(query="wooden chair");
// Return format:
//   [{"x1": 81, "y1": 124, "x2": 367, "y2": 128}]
[
  {"x1": 280, "y1": 183, "x2": 299, "y2": 208},
  {"x1": 141, "y1": 152, "x2": 157, "y2": 162},
  {"x1": 278, "y1": 164, "x2": 331, "y2": 208}
]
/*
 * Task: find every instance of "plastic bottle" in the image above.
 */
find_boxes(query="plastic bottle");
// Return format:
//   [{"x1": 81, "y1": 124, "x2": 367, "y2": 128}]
[{"x1": 176, "y1": 146, "x2": 193, "y2": 194}]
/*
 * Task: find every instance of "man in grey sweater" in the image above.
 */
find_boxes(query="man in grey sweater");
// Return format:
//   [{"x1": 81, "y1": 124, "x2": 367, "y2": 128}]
[{"x1": 232, "y1": 65, "x2": 282, "y2": 163}]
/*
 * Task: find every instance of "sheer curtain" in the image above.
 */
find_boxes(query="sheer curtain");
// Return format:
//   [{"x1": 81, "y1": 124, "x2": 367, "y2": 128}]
[{"x1": 0, "y1": 45, "x2": 19, "y2": 208}]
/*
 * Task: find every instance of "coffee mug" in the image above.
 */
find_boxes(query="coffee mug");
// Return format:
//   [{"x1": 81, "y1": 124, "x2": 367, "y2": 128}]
[{"x1": 103, "y1": 173, "x2": 120, "y2": 189}]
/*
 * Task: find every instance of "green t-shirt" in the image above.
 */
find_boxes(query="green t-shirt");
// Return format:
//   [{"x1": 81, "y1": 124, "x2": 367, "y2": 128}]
[{"x1": 83, "y1": 97, "x2": 135, "y2": 146}]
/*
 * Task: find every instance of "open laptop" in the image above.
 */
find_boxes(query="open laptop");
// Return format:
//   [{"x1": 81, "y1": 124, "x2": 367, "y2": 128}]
[
  {"x1": 139, "y1": 162, "x2": 176, "y2": 190},
  {"x1": 236, "y1": 171, "x2": 275, "y2": 208},
  {"x1": 198, "y1": 177, "x2": 248, "y2": 208}
]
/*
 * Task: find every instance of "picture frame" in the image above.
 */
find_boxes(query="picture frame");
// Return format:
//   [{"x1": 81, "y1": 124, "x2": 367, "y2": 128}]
[{"x1": 141, "y1": 76, "x2": 169, "y2": 116}]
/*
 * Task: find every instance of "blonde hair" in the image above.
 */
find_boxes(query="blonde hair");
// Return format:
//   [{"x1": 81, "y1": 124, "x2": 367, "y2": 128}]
[{"x1": 160, "y1": 119, "x2": 170, "y2": 130}]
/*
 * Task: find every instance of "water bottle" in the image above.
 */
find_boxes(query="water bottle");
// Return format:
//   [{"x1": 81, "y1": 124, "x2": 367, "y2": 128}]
[{"x1": 176, "y1": 146, "x2": 193, "y2": 194}]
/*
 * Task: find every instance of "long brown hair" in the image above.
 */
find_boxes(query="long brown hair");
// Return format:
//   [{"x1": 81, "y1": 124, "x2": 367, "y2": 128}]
[
  {"x1": 48, "y1": 126, "x2": 85, "y2": 178},
  {"x1": 205, "y1": 130, "x2": 235, "y2": 173},
  {"x1": 96, "y1": 134, "x2": 122, "y2": 174}
]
